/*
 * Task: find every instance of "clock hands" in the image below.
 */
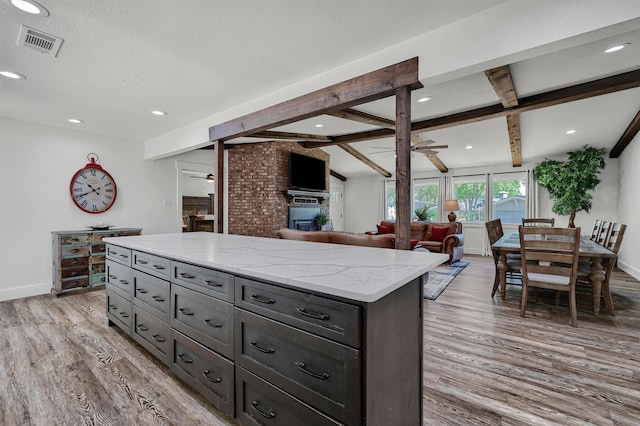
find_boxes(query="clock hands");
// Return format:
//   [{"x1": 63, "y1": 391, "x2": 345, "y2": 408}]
[{"x1": 86, "y1": 183, "x2": 101, "y2": 196}]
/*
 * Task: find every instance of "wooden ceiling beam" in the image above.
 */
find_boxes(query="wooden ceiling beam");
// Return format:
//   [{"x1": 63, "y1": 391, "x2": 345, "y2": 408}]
[
  {"x1": 485, "y1": 65, "x2": 519, "y2": 108},
  {"x1": 338, "y1": 144, "x2": 392, "y2": 177},
  {"x1": 327, "y1": 108, "x2": 396, "y2": 129},
  {"x1": 302, "y1": 69, "x2": 640, "y2": 147},
  {"x1": 248, "y1": 130, "x2": 332, "y2": 142},
  {"x1": 610, "y1": 109, "x2": 640, "y2": 158},
  {"x1": 506, "y1": 114, "x2": 522, "y2": 167},
  {"x1": 209, "y1": 57, "x2": 421, "y2": 141}
]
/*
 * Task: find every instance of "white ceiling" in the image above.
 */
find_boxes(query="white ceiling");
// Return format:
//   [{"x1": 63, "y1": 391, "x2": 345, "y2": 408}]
[{"x1": 1, "y1": 0, "x2": 639, "y2": 178}]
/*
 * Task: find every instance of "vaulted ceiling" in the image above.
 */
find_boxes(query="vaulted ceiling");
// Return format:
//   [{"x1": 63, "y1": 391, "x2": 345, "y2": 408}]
[{"x1": 1, "y1": 1, "x2": 639, "y2": 178}]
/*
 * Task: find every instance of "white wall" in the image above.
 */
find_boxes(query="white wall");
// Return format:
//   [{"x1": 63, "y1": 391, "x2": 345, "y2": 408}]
[
  {"x1": 343, "y1": 176, "x2": 383, "y2": 234},
  {"x1": 617, "y1": 134, "x2": 640, "y2": 279},
  {"x1": 0, "y1": 118, "x2": 212, "y2": 301}
]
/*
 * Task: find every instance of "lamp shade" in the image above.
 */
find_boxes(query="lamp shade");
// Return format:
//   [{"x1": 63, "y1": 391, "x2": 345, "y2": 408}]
[{"x1": 444, "y1": 200, "x2": 460, "y2": 211}]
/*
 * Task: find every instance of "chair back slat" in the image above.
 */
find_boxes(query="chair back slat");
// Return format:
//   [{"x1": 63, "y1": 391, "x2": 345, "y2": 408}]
[
  {"x1": 604, "y1": 223, "x2": 626, "y2": 254},
  {"x1": 522, "y1": 218, "x2": 555, "y2": 227},
  {"x1": 485, "y1": 219, "x2": 504, "y2": 245},
  {"x1": 596, "y1": 221, "x2": 611, "y2": 245},
  {"x1": 590, "y1": 219, "x2": 603, "y2": 241}
]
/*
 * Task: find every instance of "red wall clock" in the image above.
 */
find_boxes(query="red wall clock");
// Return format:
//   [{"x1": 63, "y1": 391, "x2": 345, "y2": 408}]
[{"x1": 69, "y1": 153, "x2": 117, "y2": 213}]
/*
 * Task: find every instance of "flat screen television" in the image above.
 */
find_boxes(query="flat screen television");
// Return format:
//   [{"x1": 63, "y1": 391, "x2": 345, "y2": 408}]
[{"x1": 289, "y1": 152, "x2": 326, "y2": 192}]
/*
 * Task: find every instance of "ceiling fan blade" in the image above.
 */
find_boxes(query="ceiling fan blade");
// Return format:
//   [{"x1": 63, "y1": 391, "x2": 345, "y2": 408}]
[
  {"x1": 415, "y1": 144, "x2": 448, "y2": 150},
  {"x1": 413, "y1": 139, "x2": 437, "y2": 147}
]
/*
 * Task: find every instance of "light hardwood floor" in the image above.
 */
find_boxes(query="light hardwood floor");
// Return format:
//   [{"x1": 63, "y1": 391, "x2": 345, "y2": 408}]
[{"x1": 0, "y1": 255, "x2": 638, "y2": 425}]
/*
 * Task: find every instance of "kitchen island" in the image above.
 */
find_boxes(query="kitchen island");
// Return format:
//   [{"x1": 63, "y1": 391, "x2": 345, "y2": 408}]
[{"x1": 104, "y1": 232, "x2": 448, "y2": 425}]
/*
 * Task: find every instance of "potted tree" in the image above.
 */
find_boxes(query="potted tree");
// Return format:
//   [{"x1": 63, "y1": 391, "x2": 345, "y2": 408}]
[{"x1": 533, "y1": 145, "x2": 606, "y2": 228}]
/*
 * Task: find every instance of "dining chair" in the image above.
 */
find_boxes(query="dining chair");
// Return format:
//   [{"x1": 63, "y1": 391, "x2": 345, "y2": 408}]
[
  {"x1": 519, "y1": 225, "x2": 581, "y2": 327},
  {"x1": 522, "y1": 218, "x2": 555, "y2": 227},
  {"x1": 577, "y1": 223, "x2": 626, "y2": 315},
  {"x1": 486, "y1": 218, "x2": 522, "y2": 297},
  {"x1": 595, "y1": 221, "x2": 611, "y2": 246},
  {"x1": 589, "y1": 219, "x2": 603, "y2": 241}
]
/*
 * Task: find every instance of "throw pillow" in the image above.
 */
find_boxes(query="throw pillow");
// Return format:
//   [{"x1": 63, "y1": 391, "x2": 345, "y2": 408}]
[
  {"x1": 430, "y1": 225, "x2": 450, "y2": 242},
  {"x1": 410, "y1": 239, "x2": 419, "y2": 250},
  {"x1": 377, "y1": 224, "x2": 392, "y2": 234}
]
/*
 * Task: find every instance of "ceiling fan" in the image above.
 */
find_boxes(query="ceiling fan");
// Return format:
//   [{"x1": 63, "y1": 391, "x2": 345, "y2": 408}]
[
  {"x1": 187, "y1": 172, "x2": 215, "y2": 182},
  {"x1": 369, "y1": 139, "x2": 448, "y2": 157}
]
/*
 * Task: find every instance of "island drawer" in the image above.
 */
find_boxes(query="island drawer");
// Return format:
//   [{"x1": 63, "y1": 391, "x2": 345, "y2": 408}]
[
  {"x1": 106, "y1": 289, "x2": 131, "y2": 334},
  {"x1": 235, "y1": 368, "x2": 341, "y2": 426},
  {"x1": 133, "y1": 270, "x2": 170, "y2": 322},
  {"x1": 133, "y1": 251, "x2": 170, "y2": 280},
  {"x1": 171, "y1": 284, "x2": 234, "y2": 359},
  {"x1": 235, "y1": 277, "x2": 361, "y2": 348},
  {"x1": 171, "y1": 330, "x2": 234, "y2": 417},
  {"x1": 106, "y1": 245, "x2": 132, "y2": 266},
  {"x1": 235, "y1": 309, "x2": 361, "y2": 425},
  {"x1": 132, "y1": 305, "x2": 171, "y2": 366},
  {"x1": 171, "y1": 261, "x2": 234, "y2": 302},
  {"x1": 106, "y1": 260, "x2": 133, "y2": 299}
]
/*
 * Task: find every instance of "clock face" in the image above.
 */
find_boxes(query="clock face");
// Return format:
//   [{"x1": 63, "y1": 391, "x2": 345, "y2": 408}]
[{"x1": 70, "y1": 166, "x2": 117, "y2": 213}]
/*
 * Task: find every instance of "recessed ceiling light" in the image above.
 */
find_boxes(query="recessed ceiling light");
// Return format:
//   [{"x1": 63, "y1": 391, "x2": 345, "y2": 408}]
[
  {"x1": 465, "y1": 145, "x2": 473, "y2": 150},
  {"x1": 68, "y1": 118, "x2": 83, "y2": 124},
  {"x1": 566, "y1": 129, "x2": 577, "y2": 134},
  {"x1": 0, "y1": 70, "x2": 26, "y2": 79},
  {"x1": 417, "y1": 97, "x2": 432, "y2": 103},
  {"x1": 9, "y1": 0, "x2": 49, "y2": 16},
  {"x1": 605, "y1": 43, "x2": 630, "y2": 53},
  {"x1": 315, "y1": 124, "x2": 323, "y2": 128},
  {"x1": 150, "y1": 110, "x2": 167, "y2": 116}
]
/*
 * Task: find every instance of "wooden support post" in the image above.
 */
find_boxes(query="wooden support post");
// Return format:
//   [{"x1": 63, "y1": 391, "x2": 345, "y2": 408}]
[
  {"x1": 395, "y1": 86, "x2": 412, "y2": 250},
  {"x1": 213, "y1": 140, "x2": 224, "y2": 233}
]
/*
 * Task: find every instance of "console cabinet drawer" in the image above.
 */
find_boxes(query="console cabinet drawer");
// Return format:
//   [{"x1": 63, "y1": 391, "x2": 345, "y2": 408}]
[
  {"x1": 132, "y1": 305, "x2": 171, "y2": 366},
  {"x1": 235, "y1": 277, "x2": 361, "y2": 348},
  {"x1": 235, "y1": 310, "x2": 361, "y2": 425},
  {"x1": 60, "y1": 235, "x2": 90, "y2": 245},
  {"x1": 61, "y1": 277, "x2": 89, "y2": 290},
  {"x1": 172, "y1": 330, "x2": 234, "y2": 417},
  {"x1": 171, "y1": 261, "x2": 234, "y2": 302},
  {"x1": 61, "y1": 245, "x2": 90, "y2": 257},
  {"x1": 133, "y1": 251, "x2": 170, "y2": 280},
  {"x1": 106, "y1": 245, "x2": 132, "y2": 266},
  {"x1": 106, "y1": 289, "x2": 131, "y2": 334},
  {"x1": 171, "y1": 284, "x2": 234, "y2": 359},
  {"x1": 106, "y1": 260, "x2": 133, "y2": 299},
  {"x1": 61, "y1": 257, "x2": 89, "y2": 269},
  {"x1": 236, "y1": 368, "x2": 340, "y2": 426},
  {"x1": 133, "y1": 270, "x2": 170, "y2": 322}
]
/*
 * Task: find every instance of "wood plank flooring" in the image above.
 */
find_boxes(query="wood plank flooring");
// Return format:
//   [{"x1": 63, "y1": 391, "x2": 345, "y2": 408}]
[{"x1": 0, "y1": 254, "x2": 638, "y2": 425}]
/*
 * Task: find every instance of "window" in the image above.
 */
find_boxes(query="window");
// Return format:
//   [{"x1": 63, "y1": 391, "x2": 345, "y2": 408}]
[
  {"x1": 454, "y1": 175, "x2": 486, "y2": 222},
  {"x1": 413, "y1": 178, "x2": 439, "y2": 221},
  {"x1": 384, "y1": 181, "x2": 396, "y2": 221},
  {"x1": 492, "y1": 172, "x2": 527, "y2": 223}
]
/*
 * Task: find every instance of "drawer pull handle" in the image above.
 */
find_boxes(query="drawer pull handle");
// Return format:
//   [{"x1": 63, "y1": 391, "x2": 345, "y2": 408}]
[
  {"x1": 120, "y1": 254, "x2": 129, "y2": 259},
  {"x1": 136, "y1": 324, "x2": 148, "y2": 331},
  {"x1": 204, "y1": 319, "x2": 222, "y2": 328},
  {"x1": 137, "y1": 289, "x2": 148, "y2": 294},
  {"x1": 251, "y1": 294, "x2": 275, "y2": 305},
  {"x1": 119, "y1": 312, "x2": 129, "y2": 318},
  {"x1": 152, "y1": 334, "x2": 165, "y2": 343},
  {"x1": 137, "y1": 260, "x2": 148, "y2": 264},
  {"x1": 178, "y1": 308, "x2": 194, "y2": 316},
  {"x1": 71, "y1": 249, "x2": 80, "y2": 253},
  {"x1": 109, "y1": 274, "x2": 117, "y2": 279},
  {"x1": 152, "y1": 296, "x2": 165, "y2": 302},
  {"x1": 177, "y1": 353, "x2": 193, "y2": 363},
  {"x1": 250, "y1": 341, "x2": 274, "y2": 354},
  {"x1": 203, "y1": 370, "x2": 222, "y2": 383},
  {"x1": 296, "y1": 308, "x2": 330, "y2": 321},
  {"x1": 296, "y1": 362, "x2": 330, "y2": 380},
  {"x1": 71, "y1": 260, "x2": 80, "y2": 265},
  {"x1": 204, "y1": 280, "x2": 222, "y2": 287},
  {"x1": 179, "y1": 272, "x2": 196, "y2": 279},
  {"x1": 71, "y1": 238, "x2": 80, "y2": 242},
  {"x1": 108, "y1": 304, "x2": 117, "y2": 310},
  {"x1": 251, "y1": 401, "x2": 276, "y2": 419},
  {"x1": 119, "y1": 280, "x2": 129, "y2": 285},
  {"x1": 153, "y1": 265, "x2": 165, "y2": 270}
]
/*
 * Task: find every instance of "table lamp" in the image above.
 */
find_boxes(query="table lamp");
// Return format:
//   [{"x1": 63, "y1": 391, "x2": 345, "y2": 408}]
[{"x1": 444, "y1": 200, "x2": 460, "y2": 222}]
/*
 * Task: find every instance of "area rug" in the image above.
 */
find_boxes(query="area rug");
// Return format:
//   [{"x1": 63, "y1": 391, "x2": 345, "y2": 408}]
[{"x1": 423, "y1": 261, "x2": 469, "y2": 300}]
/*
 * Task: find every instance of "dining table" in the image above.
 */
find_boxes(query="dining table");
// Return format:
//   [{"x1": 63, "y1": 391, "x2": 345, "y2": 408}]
[{"x1": 491, "y1": 231, "x2": 617, "y2": 316}]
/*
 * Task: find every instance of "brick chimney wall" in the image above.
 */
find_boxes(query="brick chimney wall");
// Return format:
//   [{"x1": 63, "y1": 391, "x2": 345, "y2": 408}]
[{"x1": 227, "y1": 142, "x2": 329, "y2": 238}]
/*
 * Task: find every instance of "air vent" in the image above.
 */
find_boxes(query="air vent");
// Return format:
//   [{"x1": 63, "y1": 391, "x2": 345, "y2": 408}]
[
  {"x1": 18, "y1": 25, "x2": 63, "y2": 57},
  {"x1": 292, "y1": 197, "x2": 318, "y2": 206}
]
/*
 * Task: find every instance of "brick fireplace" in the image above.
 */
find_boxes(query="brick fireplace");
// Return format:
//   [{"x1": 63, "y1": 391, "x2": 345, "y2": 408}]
[{"x1": 227, "y1": 142, "x2": 329, "y2": 238}]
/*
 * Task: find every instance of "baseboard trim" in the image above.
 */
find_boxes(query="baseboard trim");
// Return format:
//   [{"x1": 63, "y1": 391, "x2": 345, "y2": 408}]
[
  {"x1": 0, "y1": 282, "x2": 50, "y2": 302},
  {"x1": 617, "y1": 260, "x2": 640, "y2": 282}
]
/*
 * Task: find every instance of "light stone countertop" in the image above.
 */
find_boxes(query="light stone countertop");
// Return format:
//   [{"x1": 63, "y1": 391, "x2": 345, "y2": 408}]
[{"x1": 104, "y1": 232, "x2": 449, "y2": 303}]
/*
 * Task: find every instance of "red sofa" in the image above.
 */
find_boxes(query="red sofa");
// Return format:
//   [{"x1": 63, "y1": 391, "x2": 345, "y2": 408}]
[{"x1": 371, "y1": 221, "x2": 464, "y2": 263}]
